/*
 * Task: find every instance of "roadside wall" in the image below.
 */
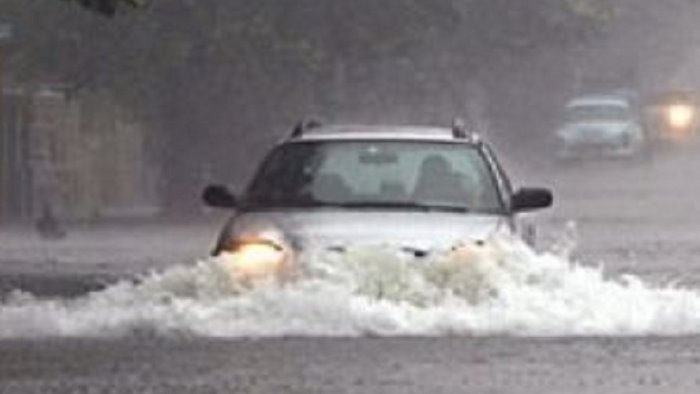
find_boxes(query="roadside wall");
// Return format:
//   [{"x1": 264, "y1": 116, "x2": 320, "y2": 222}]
[{"x1": 0, "y1": 86, "x2": 159, "y2": 223}]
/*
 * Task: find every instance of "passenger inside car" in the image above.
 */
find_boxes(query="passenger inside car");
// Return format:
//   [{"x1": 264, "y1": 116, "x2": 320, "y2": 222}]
[{"x1": 413, "y1": 155, "x2": 470, "y2": 204}]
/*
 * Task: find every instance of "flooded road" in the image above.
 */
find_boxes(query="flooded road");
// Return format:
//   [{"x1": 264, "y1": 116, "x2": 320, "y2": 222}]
[
  {"x1": 2, "y1": 146, "x2": 700, "y2": 392},
  {"x1": 3, "y1": 337, "x2": 700, "y2": 393},
  {"x1": 540, "y1": 145, "x2": 700, "y2": 285}
]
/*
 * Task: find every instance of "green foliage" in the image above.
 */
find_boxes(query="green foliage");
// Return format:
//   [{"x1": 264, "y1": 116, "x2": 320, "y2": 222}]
[{"x1": 8, "y1": 1, "x2": 614, "y2": 109}]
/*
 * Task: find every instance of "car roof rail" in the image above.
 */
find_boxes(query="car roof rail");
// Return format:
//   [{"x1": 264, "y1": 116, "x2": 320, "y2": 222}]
[
  {"x1": 290, "y1": 118, "x2": 323, "y2": 139},
  {"x1": 452, "y1": 117, "x2": 468, "y2": 138},
  {"x1": 452, "y1": 117, "x2": 481, "y2": 143}
]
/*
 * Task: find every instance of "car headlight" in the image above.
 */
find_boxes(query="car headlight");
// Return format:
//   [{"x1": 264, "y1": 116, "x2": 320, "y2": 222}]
[{"x1": 221, "y1": 239, "x2": 290, "y2": 280}]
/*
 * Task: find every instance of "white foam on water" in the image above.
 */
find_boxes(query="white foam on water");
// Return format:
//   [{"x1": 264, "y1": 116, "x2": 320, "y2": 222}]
[{"x1": 2, "y1": 234, "x2": 700, "y2": 338}]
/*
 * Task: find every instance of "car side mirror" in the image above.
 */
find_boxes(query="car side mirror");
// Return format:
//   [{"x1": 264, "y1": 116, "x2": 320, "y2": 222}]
[
  {"x1": 511, "y1": 187, "x2": 553, "y2": 212},
  {"x1": 202, "y1": 184, "x2": 237, "y2": 208}
]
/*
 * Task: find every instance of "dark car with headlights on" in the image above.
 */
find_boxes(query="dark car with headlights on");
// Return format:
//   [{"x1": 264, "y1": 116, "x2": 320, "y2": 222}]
[
  {"x1": 644, "y1": 89, "x2": 699, "y2": 146},
  {"x1": 202, "y1": 122, "x2": 553, "y2": 280}
]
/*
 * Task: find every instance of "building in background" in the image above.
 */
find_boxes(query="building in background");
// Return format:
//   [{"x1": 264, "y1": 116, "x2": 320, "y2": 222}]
[{"x1": 0, "y1": 85, "x2": 160, "y2": 223}]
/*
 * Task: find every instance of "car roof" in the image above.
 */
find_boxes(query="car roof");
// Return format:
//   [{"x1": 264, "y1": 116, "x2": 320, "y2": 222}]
[
  {"x1": 566, "y1": 95, "x2": 630, "y2": 108},
  {"x1": 286, "y1": 124, "x2": 478, "y2": 143}
]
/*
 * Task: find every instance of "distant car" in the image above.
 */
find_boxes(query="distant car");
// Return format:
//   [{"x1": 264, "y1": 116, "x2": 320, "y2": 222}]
[
  {"x1": 555, "y1": 95, "x2": 646, "y2": 159},
  {"x1": 202, "y1": 121, "x2": 553, "y2": 281}
]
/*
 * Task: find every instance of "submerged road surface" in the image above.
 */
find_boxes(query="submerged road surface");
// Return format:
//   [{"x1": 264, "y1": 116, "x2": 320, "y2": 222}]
[
  {"x1": 2, "y1": 337, "x2": 700, "y2": 394},
  {"x1": 3, "y1": 146, "x2": 700, "y2": 393}
]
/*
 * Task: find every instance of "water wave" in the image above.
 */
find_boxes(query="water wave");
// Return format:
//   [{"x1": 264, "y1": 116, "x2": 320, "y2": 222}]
[{"x1": 1, "y1": 234, "x2": 699, "y2": 338}]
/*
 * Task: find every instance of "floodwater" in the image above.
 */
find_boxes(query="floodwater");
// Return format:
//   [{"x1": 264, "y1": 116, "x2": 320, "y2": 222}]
[{"x1": 2, "y1": 145, "x2": 700, "y2": 393}]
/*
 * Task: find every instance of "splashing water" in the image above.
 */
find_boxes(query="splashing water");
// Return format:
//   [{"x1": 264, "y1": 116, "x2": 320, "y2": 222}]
[{"x1": 1, "y1": 235, "x2": 700, "y2": 338}]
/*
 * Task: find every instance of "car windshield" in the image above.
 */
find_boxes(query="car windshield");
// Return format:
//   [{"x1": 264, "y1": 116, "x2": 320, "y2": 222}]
[
  {"x1": 567, "y1": 104, "x2": 631, "y2": 121},
  {"x1": 244, "y1": 141, "x2": 503, "y2": 213}
]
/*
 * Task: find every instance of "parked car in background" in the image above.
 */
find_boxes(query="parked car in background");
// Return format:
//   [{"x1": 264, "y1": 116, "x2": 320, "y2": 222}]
[{"x1": 555, "y1": 94, "x2": 646, "y2": 160}]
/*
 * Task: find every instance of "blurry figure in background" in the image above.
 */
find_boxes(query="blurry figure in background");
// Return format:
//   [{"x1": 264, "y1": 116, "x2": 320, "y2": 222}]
[{"x1": 35, "y1": 202, "x2": 66, "y2": 240}]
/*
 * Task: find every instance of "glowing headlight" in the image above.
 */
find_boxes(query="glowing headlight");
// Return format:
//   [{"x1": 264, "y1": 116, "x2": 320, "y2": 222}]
[
  {"x1": 223, "y1": 240, "x2": 289, "y2": 279},
  {"x1": 666, "y1": 104, "x2": 695, "y2": 130}
]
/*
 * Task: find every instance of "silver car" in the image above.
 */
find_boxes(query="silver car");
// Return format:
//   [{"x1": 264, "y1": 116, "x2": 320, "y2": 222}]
[
  {"x1": 203, "y1": 122, "x2": 552, "y2": 279},
  {"x1": 555, "y1": 95, "x2": 646, "y2": 159}
]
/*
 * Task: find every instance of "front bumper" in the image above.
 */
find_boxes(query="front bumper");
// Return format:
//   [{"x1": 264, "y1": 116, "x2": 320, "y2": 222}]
[{"x1": 556, "y1": 138, "x2": 641, "y2": 159}]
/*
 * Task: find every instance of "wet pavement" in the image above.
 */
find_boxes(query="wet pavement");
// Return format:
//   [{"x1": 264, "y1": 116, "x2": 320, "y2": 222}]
[
  {"x1": 2, "y1": 337, "x2": 700, "y2": 393},
  {"x1": 2, "y1": 146, "x2": 700, "y2": 393}
]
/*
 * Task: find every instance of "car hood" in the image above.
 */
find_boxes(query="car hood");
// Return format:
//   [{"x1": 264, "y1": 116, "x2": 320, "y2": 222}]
[{"x1": 227, "y1": 210, "x2": 509, "y2": 252}]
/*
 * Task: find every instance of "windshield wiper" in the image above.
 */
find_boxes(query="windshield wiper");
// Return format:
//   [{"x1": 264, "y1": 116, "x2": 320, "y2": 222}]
[
  {"x1": 244, "y1": 200, "x2": 470, "y2": 212},
  {"x1": 335, "y1": 201, "x2": 470, "y2": 213}
]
